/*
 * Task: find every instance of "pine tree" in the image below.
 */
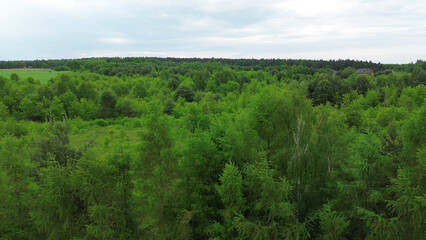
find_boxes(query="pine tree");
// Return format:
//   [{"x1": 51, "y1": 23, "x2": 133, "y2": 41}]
[
  {"x1": 316, "y1": 204, "x2": 349, "y2": 240},
  {"x1": 0, "y1": 136, "x2": 36, "y2": 239},
  {"x1": 136, "y1": 101, "x2": 178, "y2": 239},
  {"x1": 215, "y1": 162, "x2": 245, "y2": 238},
  {"x1": 179, "y1": 130, "x2": 224, "y2": 238},
  {"x1": 29, "y1": 122, "x2": 84, "y2": 239},
  {"x1": 337, "y1": 133, "x2": 392, "y2": 238}
]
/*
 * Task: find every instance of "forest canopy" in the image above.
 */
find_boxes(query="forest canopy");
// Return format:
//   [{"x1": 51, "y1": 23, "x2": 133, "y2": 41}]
[{"x1": 0, "y1": 58, "x2": 425, "y2": 239}]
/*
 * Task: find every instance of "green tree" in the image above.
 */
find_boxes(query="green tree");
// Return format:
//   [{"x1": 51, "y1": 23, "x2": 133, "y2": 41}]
[
  {"x1": 136, "y1": 101, "x2": 177, "y2": 239},
  {"x1": 131, "y1": 81, "x2": 147, "y2": 99},
  {"x1": 214, "y1": 67, "x2": 237, "y2": 85},
  {"x1": 59, "y1": 90, "x2": 78, "y2": 117},
  {"x1": 385, "y1": 102, "x2": 426, "y2": 239},
  {"x1": 217, "y1": 163, "x2": 245, "y2": 213},
  {"x1": 387, "y1": 157, "x2": 425, "y2": 239},
  {"x1": 112, "y1": 84, "x2": 130, "y2": 97},
  {"x1": 50, "y1": 96, "x2": 66, "y2": 120},
  {"x1": 10, "y1": 73, "x2": 19, "y2": 82},
  {"x1": 80, "y1": 98, "x2": 99, "y2": 120},
  {"x1": 30, "y1": 158, "x2": 84, "y2": 239},
  {"x1": 215, "y1": 162, "x2": 246, "y2": 238},
  {"x1": 316, "y1": 204, "x2": 349, "y2": 240},
  {"x1": 69, "y1": 60, "x2": 81, "y2": 71},
  {"x1": 0, "y1": 101, "x2": 9, "y2": 120},
  {"x1": 339, "y1": 67, "x2": 355, "y2": 79},
  {"x1": 337, "y1": 133, "x2": 392, "y2": 239},
  {"x1": 175, "y1": 85, "x2": 195, "y2": 102},
  {"x1": 179, "y1": 130, "x2": 225, "y2": 238},
  {"x1": 30, "y1": 123, "x2": 84, "y2": 239},
  {"x1": 77, "y1": 82, "x2": 98, "y2": 101},
  {"x1": 0, "y1": 136, "x2": 35, "y2": 239},
  {"x1": 117, "y1": 97, "x2": 138, "y2": 117},
  {"x1": 193, "y1": 69, "x2": 211, "y2": 91},
  {"x1": 352, "y1": 75, "x2": 371, "y2": 96},
  {"x1": 54, "y1": 74, "x2": 76, "y2": 96},
  {"x1": 20, "y1": 97, "x2": 42, "y2": 121},
  {"x1": 312, "y1": 79, "x2": 334, "y2": 105},
  {"x1": 99, "y1": 90, "x2": 117, "y2": 118},
  {"x1": 74, "y1": 142, "x2": 136, "y2": 239},
  {"x1": 233, "y1": 158, "x2": 308, "y2": 240},
  {"x1": 410, "y1": 60, "x2": 426, "y2": 86},
  {"x1": 31, "y1": 122, "x2": 80, "y2": 168}
]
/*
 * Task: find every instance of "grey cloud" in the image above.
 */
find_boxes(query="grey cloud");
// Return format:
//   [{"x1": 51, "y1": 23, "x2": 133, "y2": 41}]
[{"x1": 0, "y1": 0, "x2": 425, "y2": 63}]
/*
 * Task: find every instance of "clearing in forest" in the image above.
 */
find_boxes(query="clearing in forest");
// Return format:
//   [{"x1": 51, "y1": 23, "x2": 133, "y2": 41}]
[{"x1": 0, "y1": 68, "x2": 60, "y2": 83}]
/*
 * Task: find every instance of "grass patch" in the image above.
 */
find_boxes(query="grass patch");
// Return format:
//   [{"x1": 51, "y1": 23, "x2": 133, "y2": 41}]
[
  {"x1": 0, "y1": 68, "x2": 60, "y2": 83},
  {"x1": 69, "y1": 123, "x2": 141, "y2": 159}
]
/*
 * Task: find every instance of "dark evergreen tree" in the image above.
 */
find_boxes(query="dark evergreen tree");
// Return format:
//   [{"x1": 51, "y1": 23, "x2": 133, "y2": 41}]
[{"x1": 99, "y1": 90, "x2": 117, "y2": 118}]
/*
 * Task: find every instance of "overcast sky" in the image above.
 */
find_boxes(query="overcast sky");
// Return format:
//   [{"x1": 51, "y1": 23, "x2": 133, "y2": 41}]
[{"x1": 1, "y1": 0, "x2": 425, "y2": 63}]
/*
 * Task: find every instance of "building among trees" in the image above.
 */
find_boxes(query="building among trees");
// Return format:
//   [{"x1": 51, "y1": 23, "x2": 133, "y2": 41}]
[{"x1": 356, "y1": 68, "x2": 374, "y2": 76}]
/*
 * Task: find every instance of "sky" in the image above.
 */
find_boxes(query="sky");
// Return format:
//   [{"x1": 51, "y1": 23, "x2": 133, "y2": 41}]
[{"x1": 1, "y1": 0, "x2": 425, "y2": 63}]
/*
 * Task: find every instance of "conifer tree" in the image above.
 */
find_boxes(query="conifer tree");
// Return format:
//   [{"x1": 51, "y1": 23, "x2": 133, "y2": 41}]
[
  {"x1": 0, "y1": 136, "x2": 36, "y2": 239},
  {"x1": 136, "y1": 101, "x2": 178, "y2": 239}
]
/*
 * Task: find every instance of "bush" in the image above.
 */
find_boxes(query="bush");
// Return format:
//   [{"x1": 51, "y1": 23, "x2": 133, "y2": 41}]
[{"x1": 93, "y1": 119, "x2": 109, "y2": 127}]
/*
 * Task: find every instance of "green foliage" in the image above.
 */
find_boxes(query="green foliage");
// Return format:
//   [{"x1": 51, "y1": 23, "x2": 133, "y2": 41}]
[
  {"x1": 179, "y1": 130, "x2": 223, "y2": 238},
  {"x1": 339, "y1": 67, "x2": 356, "y2": 79},
  {"x1": 356, "y1": 207, "x2": 398, "y2": 240},
  {"x1": 69, "y1": 60, "x2": 81, "y2": 71},
  {"x1": 312, "y1": 79, "x2": 334, "y2": 105},
  {"x1": 77, "y1": 82, "x2": 98, "y2": 101},
  {"x1": 233, "y1": 158, "x2": 310, "y2": 240},
  {"x1": 71, "y1": 98, "x2": 99, "y2": 120},
  {"x1": 53, "y1": 74, "x2": 77, "y2": 96},
  {"x1": 193, "y1": 68, "x2": 211, "y2": 91},
  {"x1": 0, "y1": 136, "x2": 35, "y2": 239},
  {"x1": 99, "y1": 90, "x2": 117, "y2": 118},
  {"x1": 175, "y1": 85, "x2": 195, "y2": 102},
  {"x1": 11, "y1": 73, "x2": 19, "y2": 81},
  {"x1": 131, "y1": 80, "x2": 147, "y2": 99},
  {"x1": 30, "y1": 159, "x2": 83, "y2": 239},
  {"x1": 214, "y1": 67, "x2": 237, "y2": 85},
  {"x1": 0, "y1": 101, "x2": 8, "y2": 121},
  {"x1": 50, "y1": 96, "x2": 66, "y2": 120},
  {"x1": 19, "y1": 97, "x2": 39, "y2": 120},
  {"x1": 59, "y1": 90, "x2": 78, "y2": 116},
  {"x1": 136, "y1": 101, "x2": 178, "y2": 239},
  {"x1": 116, "y1": 97, "x2": 138, "y2": 117},
  {"x1": 352, "y1": 75, "x2": 372, "y2": 96},
  {"x1": 217, "y1": 162, "x2": 245, "y2": 213},
  {"x1": 316, "y1": 204, "x2": 349, "y2": 240},
  {"x1": 112, "y1": 84, "x2": 130, "y2": 97},
  {"x1": 341, "y1": 91, "x2": 364, "y2": 128},
  {"x1": 340, "y1": 133, "x2": 390, "y2": 206},
  {"x1": 31, "y1": 122, "x2": 80, "y2": 167},
  {"x1": 0, "y1": 58, "x2": 424, "y2": 239}
]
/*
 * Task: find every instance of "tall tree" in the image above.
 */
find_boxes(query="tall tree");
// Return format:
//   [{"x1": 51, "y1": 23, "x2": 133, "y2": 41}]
[
  {"x1": 136, "y1": 101, "x2": 178, "y2": 239},
  {"x1": 99, "y1": 90, "x2": 117, "y2": 118},
  {"x1": 0, "y1": 136, "x2": 36, "y2": 239}
]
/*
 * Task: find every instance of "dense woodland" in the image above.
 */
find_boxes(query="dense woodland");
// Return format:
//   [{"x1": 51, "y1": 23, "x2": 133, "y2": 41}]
[{"x1": 0, "y1": 58, "x2": 425, "y2": 239}]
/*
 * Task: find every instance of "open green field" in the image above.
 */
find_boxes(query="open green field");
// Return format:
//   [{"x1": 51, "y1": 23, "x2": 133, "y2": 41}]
[
  {"x1": 0, "y1": 68, "x2": 60, "y2": 83},
  {"x1": 69, "y1": 123, "x2": 141, "y2": 160}
]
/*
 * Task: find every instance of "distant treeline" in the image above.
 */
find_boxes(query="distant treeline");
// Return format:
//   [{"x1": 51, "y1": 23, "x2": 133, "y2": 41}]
[{"x1": 1, "y1": 57, "x2": 413, "y2": 74}]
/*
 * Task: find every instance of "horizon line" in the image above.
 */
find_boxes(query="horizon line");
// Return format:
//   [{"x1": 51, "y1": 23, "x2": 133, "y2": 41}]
[{"x1": 0, "y1": 56, "x2": 424, "y2": 65}]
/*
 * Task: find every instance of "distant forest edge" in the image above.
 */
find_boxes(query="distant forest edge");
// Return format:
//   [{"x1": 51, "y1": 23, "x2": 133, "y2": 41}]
[{"x1": 0, "y1": 57, "x2": 423, "y2": 75}]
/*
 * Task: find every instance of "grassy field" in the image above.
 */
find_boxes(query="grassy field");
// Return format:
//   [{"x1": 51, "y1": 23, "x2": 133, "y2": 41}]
[
  {"x1": 0, "y1": 68, "x2": 60, "y2": 83},
  {"x1": 69, "y1": 121, "x2": 142, "y2": 159}
]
